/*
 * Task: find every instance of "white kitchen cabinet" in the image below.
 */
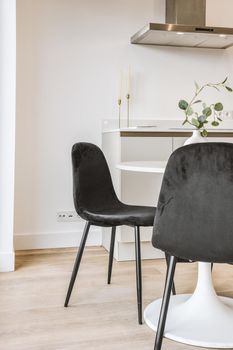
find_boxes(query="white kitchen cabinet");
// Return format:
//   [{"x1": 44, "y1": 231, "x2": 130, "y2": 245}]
[
  {"x1": 102, "y1": 131, "x2": 172, "y2": 261},
  {"x1": 102, "y1": 125, "x2": 233, "y2": 261},
  {"x1": 173, "y1": 136, "x2": 233, "y2": 150}
]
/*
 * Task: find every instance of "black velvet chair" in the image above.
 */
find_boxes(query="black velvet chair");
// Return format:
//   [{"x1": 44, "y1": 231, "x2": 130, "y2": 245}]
[
  {"x1": 152, "y1": 142, "x2": 233, "y2": 350},
  {"x1": 64, "y1": 142, "x2": 156, "y2": 324}
]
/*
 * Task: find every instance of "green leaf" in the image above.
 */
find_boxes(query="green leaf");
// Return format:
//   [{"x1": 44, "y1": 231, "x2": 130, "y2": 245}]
[
  {"x1": 186, "y1": 107, "x2": 193, "y2": 116},
  {"x1": 178, "y1": 100, "x2": 189, "y2": 110},
  {"x1": 226, "y1": 86, "x2": 233, "y2": 92},
  {"x1": 212, "y1": 121, "x2": 220, "y2": 127},
  {"x1": 222, "y1": 77, "x2": 228, "y2": 84},
  {"x1": 193, "y1": 100, "x2": 202, "y2": 104},
  {"x1": 198, "y1": 115, "x2": 207, "y2": 123},
  {"x1": 214, "y1": 103, "x2": 224, "y2": 111},
  {"x1": 191, "y1": 118, "x2": 200, "y2": 128},
  {"x1": 194, "y1": 81, "x2": 199, "y2": 91},
  {"x1": 203, "y1": 107, "x2": 212, "y2": 117},
  {"x1": 201, "y1": 129, "x2": 208, "y2": 137}
]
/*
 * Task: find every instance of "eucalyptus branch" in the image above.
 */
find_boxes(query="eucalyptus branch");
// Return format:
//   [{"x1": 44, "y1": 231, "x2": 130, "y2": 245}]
[{"x1": 179, "y1": 77, "x2": 232, "y2": 136}]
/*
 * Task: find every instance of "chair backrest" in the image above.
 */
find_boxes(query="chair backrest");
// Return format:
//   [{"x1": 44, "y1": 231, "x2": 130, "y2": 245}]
[
  {"x1": 152, "y1": 142, "x2": 233, "y2": 263},
  {"x1": 72, "y1": 143, "x2": 119, "y2": 219}
]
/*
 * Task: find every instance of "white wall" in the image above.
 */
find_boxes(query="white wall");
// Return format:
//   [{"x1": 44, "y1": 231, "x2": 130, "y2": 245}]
[
  {"x1": 15, "y1": 0, "x2": 233, "y2": 249},
  {"x1": 0, "y1": 0, "x2": 16, "y2": 270}
]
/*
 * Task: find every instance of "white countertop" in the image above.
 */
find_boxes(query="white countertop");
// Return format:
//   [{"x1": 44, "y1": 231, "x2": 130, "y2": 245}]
[{"x1": 102, "y1": 119, "x2": 233, "y2": 134}]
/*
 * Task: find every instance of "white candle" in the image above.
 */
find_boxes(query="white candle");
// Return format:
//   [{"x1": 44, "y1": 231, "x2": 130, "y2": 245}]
[
  {"x1": 118, "y1": 71, "x2": 123, "y2": 99},
  {"x1": 127, "y1": 65, "x2": 131, "y2": 95}
]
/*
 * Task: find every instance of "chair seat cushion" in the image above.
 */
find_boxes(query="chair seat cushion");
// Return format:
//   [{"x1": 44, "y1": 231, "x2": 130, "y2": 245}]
[{"x1": 81, "y1": 204, "x2": 156, "y2": 227}]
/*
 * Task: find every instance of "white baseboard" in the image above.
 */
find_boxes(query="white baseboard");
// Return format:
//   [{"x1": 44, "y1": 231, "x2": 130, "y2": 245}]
[
  {"x1": 0, "y1": 251, "x2": 15, "y2": 272},
  {"x1": 14, "y1": 228, "x2": 102, "y2": 250},
  {"x1": 14, "y1": 228, "x2": 163, "y2": 262}
]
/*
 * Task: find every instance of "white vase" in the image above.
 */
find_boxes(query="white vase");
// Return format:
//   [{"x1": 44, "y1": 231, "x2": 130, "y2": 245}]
[{"x1": 184, "y1": 130, "x2": 207, "y2": 145}]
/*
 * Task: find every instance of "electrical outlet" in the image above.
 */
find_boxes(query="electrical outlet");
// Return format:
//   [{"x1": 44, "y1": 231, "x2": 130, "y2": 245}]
[{"x1": 57, "y1": 211, "x2": 80, "y2": 222}]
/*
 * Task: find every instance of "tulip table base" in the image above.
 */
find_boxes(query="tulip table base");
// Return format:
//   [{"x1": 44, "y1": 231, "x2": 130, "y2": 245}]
[{"x1": 144, "y1": 262, "x2": 233, "y2": 348}]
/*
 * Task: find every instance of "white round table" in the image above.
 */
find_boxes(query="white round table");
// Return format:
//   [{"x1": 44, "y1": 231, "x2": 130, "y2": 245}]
[
  {"x1": 116, "y1": 161, "x2": 167, "y2": 174},
  {"x1": 117, "y1": 160, "x2": 233, "y2": 348}
]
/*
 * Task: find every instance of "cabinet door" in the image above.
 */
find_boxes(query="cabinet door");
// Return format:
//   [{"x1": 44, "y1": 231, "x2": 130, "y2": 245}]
[
  {"x1": 173, "y1": 136, "x2": 233, "y2": 151},
  {"x1": 121, "y1": 136, "x2": 172, "y2": 161},
  {"x1": 208, "y1": 137, "x2": 233, "y2": 144},
  {"x1": 120, "y1": 137, "x2": 172, "y2": 243},
  {"x1": 172, "y1": 137, "x2": 186, "y2": 150}
]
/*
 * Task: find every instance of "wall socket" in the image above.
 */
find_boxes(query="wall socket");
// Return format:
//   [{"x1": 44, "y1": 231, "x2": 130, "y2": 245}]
[{"x1": 57, "y1": 210, "x2": 80, "y2": 222}]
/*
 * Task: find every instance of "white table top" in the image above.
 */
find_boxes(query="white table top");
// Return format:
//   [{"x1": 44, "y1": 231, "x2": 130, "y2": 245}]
[{"x1": 116, "y1": 161, "x2": 167, "y2": 173}]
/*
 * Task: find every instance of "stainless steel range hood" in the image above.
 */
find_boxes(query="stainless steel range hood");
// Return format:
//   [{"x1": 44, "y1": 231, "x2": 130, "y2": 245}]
[{"x1": 131, "y1": 0, "x2": 233, "y2": 49}]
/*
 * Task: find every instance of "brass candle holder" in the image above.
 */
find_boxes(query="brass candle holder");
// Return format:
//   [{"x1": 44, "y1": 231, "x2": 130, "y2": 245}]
[
  {"x1": 126, "y1": 93, "x2": 130, "y2": 127},
  {"x1": 118, "y1": 98, "x2": 122, "y2": 129}
]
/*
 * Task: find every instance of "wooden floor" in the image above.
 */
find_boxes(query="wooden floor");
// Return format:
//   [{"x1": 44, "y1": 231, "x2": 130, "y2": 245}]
[{"x1": 1, "y1": 247, "x2": 233, "y2": 350}]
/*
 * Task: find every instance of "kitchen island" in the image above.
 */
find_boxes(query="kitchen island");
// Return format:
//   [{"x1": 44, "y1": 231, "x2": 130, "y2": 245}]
[{"x1": 102, "y1": 119, "x2": 233, "y2": 261}]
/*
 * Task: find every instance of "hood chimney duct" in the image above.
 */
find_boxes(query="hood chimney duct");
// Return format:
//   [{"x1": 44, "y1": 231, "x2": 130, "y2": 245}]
[{"x1": 166, "y1": 0, "x2": 206, "y2": 26}]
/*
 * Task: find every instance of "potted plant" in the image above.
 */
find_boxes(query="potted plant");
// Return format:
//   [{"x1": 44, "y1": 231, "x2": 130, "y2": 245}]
[{"x1": 178, "y1": 78, "x2": 232, "y2": 144}]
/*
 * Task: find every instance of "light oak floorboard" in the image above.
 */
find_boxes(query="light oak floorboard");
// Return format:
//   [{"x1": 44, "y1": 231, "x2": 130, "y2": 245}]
[{"x1": 0, "y1": 247, "x2": 233, "y2": 350}]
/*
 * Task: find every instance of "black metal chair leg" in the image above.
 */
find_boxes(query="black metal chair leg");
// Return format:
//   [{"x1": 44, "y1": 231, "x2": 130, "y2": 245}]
[
  {"x1": 64, "y1": 221, "x2": 91, "y2": 307},
  {"x1": 134, "y1": 226, "x2": 143, "y2": 325},
  {"x1": 154, "y1": 256, "x2": 177, "y2": 350},
  {"x1": 165, "y1": 253, "x2": 176, "y2": 295},
  {"x1": 107, "y1": 226, "x2": 116, "y2": 284}
]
